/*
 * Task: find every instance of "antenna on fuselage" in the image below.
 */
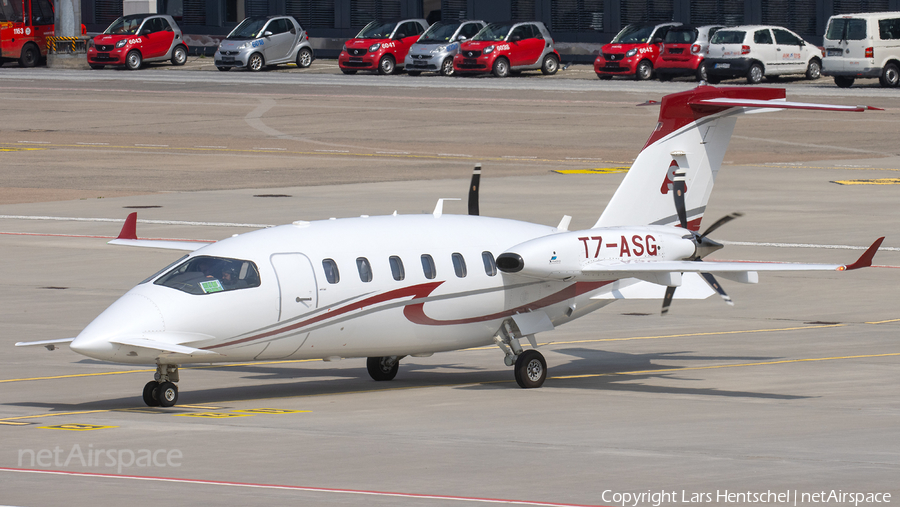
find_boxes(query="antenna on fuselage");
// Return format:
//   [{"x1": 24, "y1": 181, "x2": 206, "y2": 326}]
[{"x1": 468, "y1": 163, "x2": 481, "y2": 216}]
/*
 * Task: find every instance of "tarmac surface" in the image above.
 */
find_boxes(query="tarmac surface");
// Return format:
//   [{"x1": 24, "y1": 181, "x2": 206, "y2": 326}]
[{"x1": 0, "y1": 67, "x2": 898, "y2": 507}]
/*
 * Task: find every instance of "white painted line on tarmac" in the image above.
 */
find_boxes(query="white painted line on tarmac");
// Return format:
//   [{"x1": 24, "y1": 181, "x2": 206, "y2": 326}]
[
  {"x1": 17, "y1": 140, "x2": 50, "y2": 144},
  {"x1": 438, "y1": 153, "x2": 472, "y2": 157},
  {"x1": 0, "y1": 215, "x2": 273, "y2": 229},
  {"x1": 76, "y1": 142, "x2": 109, "y2": 145},
  {"x1": 252, "y1": 147, "x2": 286, "y2": 150},
  {"x1": 376, "y1": 151, "x2": 409, "y2": 154},
  {"x1": 503, "y1": 155, "x2": 537, "y2": 159},
  {"x1": 314, "y1": 149, "x2": 350, "y2": 153},
  {"x1": 135, "y1": 144, "x2": 169, "y2": 147},
  {"x1": 195, "y1": 145, "x2": 227, "y2": 149}
]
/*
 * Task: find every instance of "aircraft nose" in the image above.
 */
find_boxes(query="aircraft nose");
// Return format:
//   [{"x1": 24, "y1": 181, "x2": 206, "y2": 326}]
[{"x1": 70, "y1": 293, "x2": 165, "y2": 360}]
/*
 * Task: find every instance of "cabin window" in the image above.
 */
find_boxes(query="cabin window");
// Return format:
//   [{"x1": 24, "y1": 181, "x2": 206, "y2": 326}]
[
  {"x1": 389, "y1": 255, "x2": 405, "y2": 281},
  {"x1": 482, "y1": 251, "x2": 497, "y2": 276},
  {"x1": 154, "y1": 255, "x2": 260, "y2": 295},
  {"x1": 322, "y1": 258, "x2": 340, "y2": 284},
  {"x1": 421, "y1": 254, "x2": 436, "y2": 280},
  {"x1": 451, "y1": 253, "x2": 467, "y2": 278},
  {"x1": 357, "y1": 257, "x2": 373, "y2": 282}
]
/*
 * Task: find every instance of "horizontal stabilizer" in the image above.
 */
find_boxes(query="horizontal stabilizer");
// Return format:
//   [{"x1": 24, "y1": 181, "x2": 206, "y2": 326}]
[
  {"x1": 693, "y1": 98, "x2": 884, "y2": 112},
  {"x1": 110, "y1": 336, "x2": 220, "y2": 356},
  {"x1": 108, "y1": 212, "x2": 211, "y2": 251},
  {"x1": 15, "y1": 338, "x2": 75, "y2": 351}
]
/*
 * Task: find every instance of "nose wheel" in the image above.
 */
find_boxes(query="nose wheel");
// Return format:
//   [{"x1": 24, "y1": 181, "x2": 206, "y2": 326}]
[{"x1": 143, "y1": 364, "x2": 180, "y2": 407}]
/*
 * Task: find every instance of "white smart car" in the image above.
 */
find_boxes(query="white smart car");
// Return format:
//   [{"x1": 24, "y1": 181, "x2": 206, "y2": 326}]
[{"x1": 705, "y1": 25, "x2": 822, "y2": 84}]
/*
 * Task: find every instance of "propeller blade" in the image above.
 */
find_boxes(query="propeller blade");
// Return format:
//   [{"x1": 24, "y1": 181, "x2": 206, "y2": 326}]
[
  {"x1": 661, "y1": 285, "x2": 676, "y2": 316},
  {"x1": 699, "y1": 212, "x2": 744, "y2": 238},
  {"x1": 672, "y1": 169, "x2": 688, "y2": 229},
  {"x1": 699, "y1": 272, "x2": 734, "y2": 306},
  {"x1": 468, "y1": 164, "x2": 481, "y2": 216}
]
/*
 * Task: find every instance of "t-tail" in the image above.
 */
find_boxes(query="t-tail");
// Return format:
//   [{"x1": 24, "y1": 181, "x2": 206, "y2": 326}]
[{"x1": 593, "y1": 85, "x2": 881, "y2": 231}]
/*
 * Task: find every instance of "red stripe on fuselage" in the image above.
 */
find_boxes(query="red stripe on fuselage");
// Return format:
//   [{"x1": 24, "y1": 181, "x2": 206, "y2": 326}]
[
  {"x1": 208, "y1": 280, "x2": 612, "y2": 350},
  {"x1": 403, "y1": 281, "x2": 611, "y2": 326}
]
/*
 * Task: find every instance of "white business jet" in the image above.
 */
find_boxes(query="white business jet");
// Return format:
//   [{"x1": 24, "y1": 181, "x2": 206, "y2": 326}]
[{"x1": 17, "y1": 85, "x2": 885, "y2": 407}]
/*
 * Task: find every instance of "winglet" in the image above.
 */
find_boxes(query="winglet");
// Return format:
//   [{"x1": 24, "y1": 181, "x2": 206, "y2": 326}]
[
  {"x1": 117, "y1": 212, "x2": 138, "y2": 240},
  {"x1": 840, "y1": 237, "x2": 885, "y2": 271}
]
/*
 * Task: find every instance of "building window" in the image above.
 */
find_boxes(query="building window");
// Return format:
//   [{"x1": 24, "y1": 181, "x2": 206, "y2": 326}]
[
  {"x1": 322, "y1": 259, "x2": 340, "y2": 284},
  {"x1": 389, "y1": 256, "x2": 405, "y2": 281},
  {"x1": 286, "y1": 0, "x2": 336, "y2": 28},
  {"x1": 620, "y1": 0, "x2": 674, "y2": 27},
  {"x1": 357, "y1": 257, "x2": 373, "y2": 282},
  {"x1": 550, "y1": 0, "x2": 603, "y2": 32},
  {"x1": 482, "y1": 251, "x2": 497, "y2": 276},
  {"x1": 351, "y1": 0, "x2": 401, "y2": 28},
  {"x1": 421, "y1": 254, "x2": 436, "y2": 280},
  {"x1": 94, "y1": 0, "x2": 123, "y2": 24},
  {"x1": 511, "y1": 0, "x2": 535, "y2": 22},
  {"x1": 761, "y1": 0, "x2": 816, "y2": 37},
  {"x1": 440, "y1": 0, "x2": 467, "y2": 22}
]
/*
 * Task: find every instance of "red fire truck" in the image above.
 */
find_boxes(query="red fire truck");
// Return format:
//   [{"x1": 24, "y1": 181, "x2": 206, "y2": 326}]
[{"x1": 0, "y1": 0, "x2": 82, "y2": 67}]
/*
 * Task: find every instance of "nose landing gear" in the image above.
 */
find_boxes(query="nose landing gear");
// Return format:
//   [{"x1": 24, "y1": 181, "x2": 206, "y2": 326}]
[{"x1": 142, "y1": 364, "x2": 180, "y2": 407}]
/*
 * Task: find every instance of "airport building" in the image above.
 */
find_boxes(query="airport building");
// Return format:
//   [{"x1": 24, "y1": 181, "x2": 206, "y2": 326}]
[{"x1": 82, "y1": 0, "x2": 900, "y2": 57}]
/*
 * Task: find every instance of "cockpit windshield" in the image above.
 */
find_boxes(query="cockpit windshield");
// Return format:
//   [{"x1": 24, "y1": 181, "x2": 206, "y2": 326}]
[
  {"x1": 154, "y1": 256, "x2": 261, "y2": 295},
  {"x1": 104, "y1": 15, "x2": 147, "y2": 35}
]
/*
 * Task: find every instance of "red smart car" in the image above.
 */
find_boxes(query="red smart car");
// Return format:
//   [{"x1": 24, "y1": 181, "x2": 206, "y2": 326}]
[
  {"x1": 594, "y1": 22, "x2": 680, "y2": 80},
  {"x1": 339, "y1": 18, "x2": 427, "y2": 75},
  {"x1": 88, "y1": 14, "x2": 187, "y2": 70},
  {"x1": 453, "y1": 21, "x2": 560, "y2": 77}
]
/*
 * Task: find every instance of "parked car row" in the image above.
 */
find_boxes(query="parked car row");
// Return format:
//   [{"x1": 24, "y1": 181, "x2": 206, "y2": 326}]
[
  {"x1": 85, "y1": 11, "x2": 900, "y2": 89},
  {"x1": 338, "y1": 18, "x2": 560, "y2": 78}
]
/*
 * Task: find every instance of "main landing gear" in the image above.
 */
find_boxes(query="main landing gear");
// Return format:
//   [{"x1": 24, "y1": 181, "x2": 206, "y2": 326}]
[
  {"x1": 142, "y1": 364, "x2": 179, "y2": 407},
  {"x1": 494, "y1": 320, "x2": 547, "y2": 388},
  {"x1": 367, "y1": 355, "x2": 402, "y2": 381}
]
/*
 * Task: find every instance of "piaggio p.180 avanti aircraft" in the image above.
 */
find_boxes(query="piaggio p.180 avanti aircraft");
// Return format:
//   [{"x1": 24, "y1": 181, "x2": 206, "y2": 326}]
[{"x1": 17, "y1": 85, "x2": 884, "y2": 408}]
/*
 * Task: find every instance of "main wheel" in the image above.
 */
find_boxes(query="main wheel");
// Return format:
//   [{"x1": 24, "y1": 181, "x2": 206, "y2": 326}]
[
  {"x1": 367, "y1": 356, "x2": 399, "y2": 381},
  {"x1": 805, "y1": 58, "x2": 821, "y2": 80},
  {"x1": 440, "y1": 57, "x2": 454, "y2": 76},
  {"x1": 635, "y1": 59, "x2": 653, "y2": 80},
  {"x1": 746, "y1": 63, "x2": 763, "y2": 84},
  {"x1": 541, "y1": 54, "x2": 559, "y2": 75},
  {"x1": 834, "y1": 76, "x2": 855, "y2": 88},
  {"x1": 514, "y1": 350, "x2": 547, "y2": 389},
  {"x1": 296, "y1": 47, "x2": 313, "y2": 68},
  {"x1": 157, "y1": 382, "x2": 178, "y2": 407},
  {"x1": 170, "y1": 45, "x2": 187, "y2": 66},
  {"x1": 492, "y1": 57, "x2": 509, "y2": 78},
  {"x1": 142, "y1": 381, "x2": 160, "y2": 407},
  {"x1": 125, "y1": 50, "x2": 142, "y2": 70},
  {"x1": 247, "y1": 52, "x2": 264, "y2": 72},
  {"x1": 377, "y1": 55, "x2": 395, "y2": 75},
  {"x1": 18, "y1": 44, "x2": 39, "y2": 68},
  {"x1": 89, "y1": 64, "x2": 105, "y2": 70},
  {"x1": 879, "y1": 62, "x2": 899, "y2": 87}
]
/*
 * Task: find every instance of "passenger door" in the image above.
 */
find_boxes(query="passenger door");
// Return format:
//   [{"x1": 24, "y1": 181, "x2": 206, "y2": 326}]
[
  {"x1": 271, "y1": 253, "x2": 318, "y2": 323},
  {"x1": 772, "y1": 28, "x2": 807, "y2": 73},
  {"x1": 262, "y1": 18, "x2": 295, "y2": 62},
  {"x1": 752, "y1": 28, "x2": 778, "y2": 73}
]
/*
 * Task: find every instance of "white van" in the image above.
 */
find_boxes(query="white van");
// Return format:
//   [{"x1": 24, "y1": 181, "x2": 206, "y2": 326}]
[
  {"x1": 822, "y1": 12, "x2": 900, "y2": 87},
  {"x1": 705, "y1": 25, "x2": 822, "y2": 84}
]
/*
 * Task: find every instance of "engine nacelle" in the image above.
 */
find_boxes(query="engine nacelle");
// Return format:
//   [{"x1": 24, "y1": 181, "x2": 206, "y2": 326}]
[{"x1": 497, "y1": 226, "x2": 697, "y2": 281}]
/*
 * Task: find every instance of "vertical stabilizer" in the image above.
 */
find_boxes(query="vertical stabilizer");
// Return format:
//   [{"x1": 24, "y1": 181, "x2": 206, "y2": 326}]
[{"x1": 594, "y1": 86, "x2": 786, "y2": 230}]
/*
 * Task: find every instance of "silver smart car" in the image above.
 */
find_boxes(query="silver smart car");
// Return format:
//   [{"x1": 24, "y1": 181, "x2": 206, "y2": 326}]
[
  {"x1": 404, "y1": 20, "x2": 486, "y2": 76},
  {"x1": 215, "y1": 15, "x2": 314, "y2": 71}
]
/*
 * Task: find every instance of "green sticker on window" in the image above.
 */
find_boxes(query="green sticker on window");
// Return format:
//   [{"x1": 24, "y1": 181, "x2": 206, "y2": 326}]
[{"x1": 199, "y1": 280, "x2": 224, "y2": 293}]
